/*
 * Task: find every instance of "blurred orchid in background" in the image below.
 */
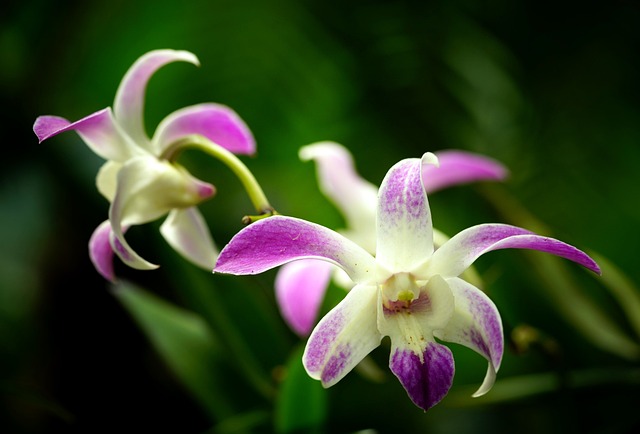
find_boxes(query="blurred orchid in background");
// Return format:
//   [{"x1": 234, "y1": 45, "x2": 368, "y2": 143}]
[
  {"x1": 214, "y1": 153, "x2": 600, "y2": 411},
  {"x1": 275, "y1": 142, "x2": 509, "y2": 336},
  {"x1": 33, "y1": 49, "x2": 257, "y2": 281}
]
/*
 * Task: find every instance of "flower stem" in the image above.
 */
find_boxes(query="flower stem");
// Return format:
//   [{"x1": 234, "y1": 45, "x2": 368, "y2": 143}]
[{"x1": 162, "y1": 135, "x2": 277, "y2": 221}]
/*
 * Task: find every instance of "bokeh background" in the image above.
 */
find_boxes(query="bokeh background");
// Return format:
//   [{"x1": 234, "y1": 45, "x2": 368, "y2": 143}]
[{"x1": 2, "y1": 0, "x2": 640, "y2": 433}]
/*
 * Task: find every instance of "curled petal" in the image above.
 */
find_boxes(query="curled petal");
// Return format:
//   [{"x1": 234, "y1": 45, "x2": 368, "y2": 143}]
[
  {"x1": 424, "y1": 150, "x2": 509, "y2": 193},
  {"x1": 300, "y1": 142, "x2": 378, "y2": 253},
  {"x1": 427, "y1": 223, "x2": 601, "y2": 277},
  {"x1": 275, "y1": 259, "x2": 334, "y2": 337},
  {"x1": 214, "y1": 216, "x2": 376, "y2": 284},
  {"x1": 88, "y1": 220, "x2": 117, "y2": 281},
  {"x1": 376, "y1": 156, "x2": 435, "y2": 273},
  {"x1": 435, "y1": 277, "x2": 503, "y2": 397},
  {"x1": 389, "y1": 342, "x2": 454, "y2": 412},
  {"x1": 33, "y1": 109, "x2": 139, "y2": 162},
  {"x1": 114, "y1": 49, "x2": 199, "y2": 148},
  {"x1": 303, "y1": 283, "x2": 381, "y2": 387},
  {"x1": 153, "y1": 103, "x2": 256, "y2": 156},
  {"x1": 96, "y1": 160, "x2": 122, "y2": 202},
  {"x1": 160, "y1": 207, "x2": 218, "y2": 270}
]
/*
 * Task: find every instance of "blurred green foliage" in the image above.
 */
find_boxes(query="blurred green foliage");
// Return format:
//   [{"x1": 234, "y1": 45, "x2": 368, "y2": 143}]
[{"x1": 2, "y1": 0, "x2": 640, "y2": 433}]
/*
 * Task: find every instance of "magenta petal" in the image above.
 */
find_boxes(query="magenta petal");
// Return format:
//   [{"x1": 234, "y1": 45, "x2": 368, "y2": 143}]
[
  {"x1": 423, "y1": 150, "x2": 509, "y2": 193},
  {"x1": 275, "y1": 260, "x2": 334, "y2": 336},
  {"x1": 154, "y1": 103, "x2": 256, "y2": 155},
  {"x1": 88, "y1": 220, "x2": 116, "y2": 281},
  {"x1": 390, "y1": 343, "x2": 455, "y2": 411},
  {"x1": 428, "y1": 223, "x2": 601, "y2": 277},
  {"x1": 114, "y1": 49, "x2": 199, "y2": 146},
  {"x1": 33, "y1": 109, "x2": 137, "y2": 162},
  {"x1": 214, "y1": 216, "x2": 376, "y2": 283}
]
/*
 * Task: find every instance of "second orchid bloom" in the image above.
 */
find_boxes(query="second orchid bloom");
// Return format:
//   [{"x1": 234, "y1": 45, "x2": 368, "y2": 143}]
[{"x1": 214, "y1": 152, "x2": 600, "y2": 411}]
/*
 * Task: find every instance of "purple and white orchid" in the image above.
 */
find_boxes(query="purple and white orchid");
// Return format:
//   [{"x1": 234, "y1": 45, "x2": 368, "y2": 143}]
[
  {"x1": 276, "y1": 141, "x2": 509, "y2": 336},
  {"x1": 214, "y1": 153, "x2": 600, "y2": 411},
  {"x1": 33, "y1": 49, "x2": 256, "y2": 281}
]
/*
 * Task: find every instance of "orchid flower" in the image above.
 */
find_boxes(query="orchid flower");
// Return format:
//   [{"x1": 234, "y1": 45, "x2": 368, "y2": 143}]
[
  {"x1": 214, "y1": 153, "x2": 600, "y2": 411},
  {"x1": 33, "y1": 49, "x2": 270, "y2": 281},
  {"x1": 276, "y1": 142, "x2": 509, "y2": 336}
]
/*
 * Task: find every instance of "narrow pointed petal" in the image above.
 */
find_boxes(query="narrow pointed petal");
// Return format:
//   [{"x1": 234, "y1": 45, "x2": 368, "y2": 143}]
[
  {"x1": 389, "y1": 342, "x2": 454, "y2": 412},
  {"x1": 153, "y1": 103, "x2": 256, "y2": 156},
  {"x1": 275, "y1": 259, "x2": 334, "y2": 337},
  {"x1": 159, "y1": 207, "x2": 218, "y2": 270},
  {"x1": 214, "y1": 216, "x2": 376, "y2": 284},
  {"x1": 427, "y1": 223, "x2": 601, "y2": 277},
  {"x1": 34, "y1": 109, "x2": 139, "y2": 162},
  {"x1": 424, "y1": 150, "x2": 508, "y2": 193},
  {"x1": 435, "y1": 277, "x2": 503, "y2": 397},
  {"x1": 303, "y1": 283, "x2": 381, "y2": 387},
  {"x1": 376, "y1": 156, "x2": 434, "y2": 273},
  {"x1": 88, "y1": 220, "x2": 117, "y2": 281},
  {"x1": 114, "y1": 49, "x2": 199, "y2": 147},
  {"x1": 300, "y1": 142, "x2": 378, "y2": 253}
]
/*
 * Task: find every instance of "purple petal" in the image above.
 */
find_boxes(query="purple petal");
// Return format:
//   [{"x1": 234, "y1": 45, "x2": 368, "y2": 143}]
[
  {"x1": 299, "y1": 142, "x2": 378, "y2": 252},
  {"x1": 113, "y1": 49, "x2": 199, "y2": 147},
  {"x1": 88, "y1": 220, "x2": 117, "y2": 281},
  {"x1": 159, "y1": 207, "x2": 218, "y2": 270},
  {"x1": 214, "y1": 216, "x2": 376, "y2": 283},
  {"x1": 428, "y1": 223, "x2": 601, "y2": 277},
  {"x1": 275, "y1": 259, "x2": 334, "y2": 337},
  {"x1": 376, "y1": 157, "x2": 434, "y2": 273},
  {"x1": 303, "y1": 283, "x2": 381, "y2": 387},
  {"x1": 423, "y1": 150, "x2": 508, "y2": 193},
  {"x1": 33, "y1": 109, "x2": 138, "y2": 162},
  {"x1": 435, "y1": 277, "x2": 503, "y2": 397},
  {"x1": 389, "y1": 343, "x2": 455, "y2": 411},
  {"x1": 153, "y1": 103, "x2": 256, "y2": 156}
]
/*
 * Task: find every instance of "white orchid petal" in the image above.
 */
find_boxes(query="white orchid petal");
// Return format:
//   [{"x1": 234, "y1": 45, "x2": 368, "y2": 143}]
[
  {"x1": 303, "y1": 283, "x2": 381, "y2": 387},
  {"x1": 376, "y1": 157, "x2": 434, "y2": 273},
  {"x1": 159, "y1": 208, "x2": 218, "y2": 270}
]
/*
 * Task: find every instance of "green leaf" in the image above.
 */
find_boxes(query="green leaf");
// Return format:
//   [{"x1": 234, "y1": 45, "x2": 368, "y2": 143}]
[
  {"x1": 112, "y1": 280, "x2": 234, "y2": 420},
  {"x1": 275, "y1": 344, "x2": 328, "y2": 434}
]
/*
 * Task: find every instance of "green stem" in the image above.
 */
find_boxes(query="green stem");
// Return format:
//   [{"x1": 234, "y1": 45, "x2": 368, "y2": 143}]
[{"x1": 161, "y1": 135, "x2": 277, "y2": 221}]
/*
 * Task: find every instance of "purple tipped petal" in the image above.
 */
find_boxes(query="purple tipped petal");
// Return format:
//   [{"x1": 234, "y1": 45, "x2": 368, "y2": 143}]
[
  {"x1": 389, "y1": 343, "x2": 455, "y2": 411},
  {"x1": 214, "y1": 216, "x2": 376, "y2": 283},
  {"x1": 33, "y1": 109, "x2": 138, "y2": 162},
  {"x1": 303, "y1": 283, "x2": 381, "y2": 387},
  {"x1": 436, "y1": 277, "x2": 503, "y2": 397},
  {"x1": 114, "y1": 49, "x2": 199, "y2": 147},
  {"x1": 428, "y1": 223, "x2": 601, "y2": 277},
  {"x1": 275, "y1": 259, "x2": 334, "y2": 337},
  {"x1": 153, "y1": 103, "x2": 256, "y2": 156},
  {"x1": 423, "y1": 150, "x2": 509, "y2": 193},
  {"x1": 88, "y1": 220, "x2": 117, "y2": 281},
  {"x1": 376, "y1": 158, "x2": 434, "y2": 273}
]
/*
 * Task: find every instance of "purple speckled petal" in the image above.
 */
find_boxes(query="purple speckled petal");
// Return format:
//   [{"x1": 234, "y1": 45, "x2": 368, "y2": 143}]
[
  {"x1": 376, "y1": 156, "x2": 435, "y2": 273},
  {"x1": 423, "y1": 150, "x2": 508, "y2": 193},
  {"x1": 214, "y1": 216, "x2": 376, "y2": 283},
  {"x1": 159, "y1": 207, "x2": 218, "y2": 270},
  {"x1": 33, "y1": 109, "x2": 139, "y2": 162},
  {"x1": 300, "y1": 142, "x2": 378, "y2": 253},
  {"x1": 275, "y1": 259, "x2": 334, "y2": 337},
  {"x1": 427, "y1": 223, "x2": 601, "y2": 278},
  {"x1": 114, "y1": 49, "x2": 199, "y2": 148},
  {"x1": 88, "y1": 220, "x2": 117, "y2": 281},
  {"x1": 435, "y1": 277, "x2": 503, "y2": 397},
  {"x1": 389, "y1": 342, "x2": 455, "y2": 412},
  {"x1": 153, "y1": 103, "x2": 256, "y2": 156},
  {"x1": 303, "y1": 283, "x2": 381, "y2": 387}
]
